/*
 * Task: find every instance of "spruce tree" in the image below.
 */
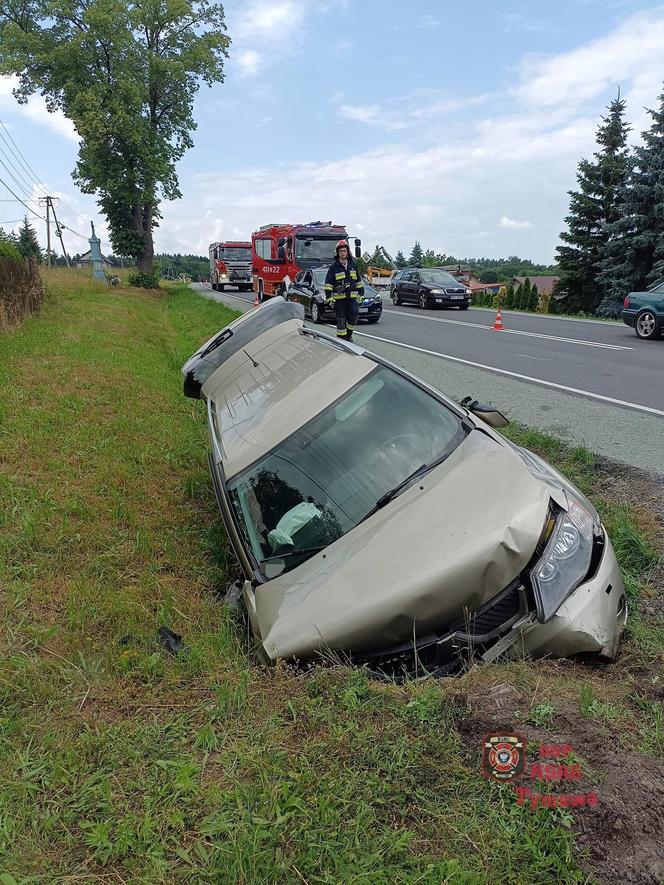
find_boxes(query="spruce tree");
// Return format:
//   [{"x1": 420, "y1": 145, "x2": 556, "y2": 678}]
[
  {"x1": 529, "y1": 283, "x2": 539, "y2": 312},
  {"x1": 597, "y1": 87, "x2": 664, "y2": 316},
  {"x1": 409, "y1": 241, "x2": 424, "y2": 266},
  {"x1": 513, "y1": 283, "x2": 524, "y2": 310},
  {"x1": 556, "y1": 95, "x2": 631, "y2": 314},
  {"x1": 504, "y1": 283, "x2": 515, "y2": 309},
  {"x1": 17, "y1": 216, "x2": 42, "y2": 262},
  {"x1": 394, "y1": 250, "x2": 407, "y2": 269},
  {"x1": 521, "y1": 278, "x2": 532, "y2": 310}
]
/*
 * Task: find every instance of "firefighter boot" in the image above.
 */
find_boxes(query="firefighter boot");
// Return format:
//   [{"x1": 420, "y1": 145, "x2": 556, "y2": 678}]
[{"x1": 345, "y1": 329, "x2": 353, "y2": 343}]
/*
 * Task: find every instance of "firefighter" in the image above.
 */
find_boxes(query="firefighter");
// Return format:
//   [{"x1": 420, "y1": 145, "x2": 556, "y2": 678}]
[{"x1": 324, "y1": 239, "x2": 364, "y2": 341}]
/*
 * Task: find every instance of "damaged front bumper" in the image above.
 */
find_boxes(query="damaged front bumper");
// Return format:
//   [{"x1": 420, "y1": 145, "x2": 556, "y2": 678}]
[
  {"x1": 348, "y1": 527, "x2": 627, "y2": 680},
  {"x1": 515, "y1": 529, "x2": 627, "y2": 660}
]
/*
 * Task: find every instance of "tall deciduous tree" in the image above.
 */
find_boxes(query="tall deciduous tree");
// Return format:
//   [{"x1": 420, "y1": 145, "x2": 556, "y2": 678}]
[
  {"x1": 554, "y1": 95, "x2": 630, "y2": 314},
  {"x1": 0, "y1": 0, "x2": 229, "y2": 273},
  {"x1": 597, "y1": 87, "x2": 664, "y2": 317},
  {"x1": 17, "y1": 216, "x2": 42, "y2": 261}
]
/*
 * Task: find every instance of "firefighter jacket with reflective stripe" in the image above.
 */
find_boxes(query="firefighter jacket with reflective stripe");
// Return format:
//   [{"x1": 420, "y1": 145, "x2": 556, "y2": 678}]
[{"x1": 324, "y1": 258, "x2": 365, "y2": 301}]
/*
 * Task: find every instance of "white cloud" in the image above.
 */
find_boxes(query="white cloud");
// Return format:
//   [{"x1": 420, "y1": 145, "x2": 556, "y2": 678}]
[
  {"x1": 418, "y1": 14, "x2": 440, "y2": 28},
  {"x1": 0, "y1": 76, "x2": 79, "y2": 143},
  {"x1": 229, "y1": 0, "x2": 347, "y2": 78},
  {"x1": 158, "y1": 8, "x2": 664, "y2": 262},
  {"x1": 339, "y1": 88, "x2": 489, "y2": 131},
  {"x1": 516, "y1": 9, "x2": 664, "y2": 111},
  {"x1": 499, "y1": 217, "x2": 531, "y2": 229},
  {"x1": 236, "y1": 49, "x2": 261, "y2": 78}
]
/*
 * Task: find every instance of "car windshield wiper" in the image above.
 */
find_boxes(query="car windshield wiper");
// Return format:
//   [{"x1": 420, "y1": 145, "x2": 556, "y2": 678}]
[
  {"x1": 360, "y1": 449, "x2": 455, "y2": 523},
  {"x1": 261, "y1": 544, "x2": 330, "y2": 563}
]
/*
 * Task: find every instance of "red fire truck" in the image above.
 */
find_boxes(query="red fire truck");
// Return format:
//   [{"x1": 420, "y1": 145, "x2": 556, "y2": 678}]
[
  {"x1": 209, "y1": 241, "x2": 253, "y2": 292},
  {"x1": 251, "y1": 221, "x2": 361, "y2": 301}
]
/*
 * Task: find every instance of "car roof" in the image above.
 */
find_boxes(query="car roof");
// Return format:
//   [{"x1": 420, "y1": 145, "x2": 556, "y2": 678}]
[{"x1": 204, "y1": 326, "x2": 376, "y2": 478}]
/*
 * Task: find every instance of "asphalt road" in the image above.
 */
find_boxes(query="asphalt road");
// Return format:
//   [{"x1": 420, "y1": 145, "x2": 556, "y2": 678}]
[{"x1": 190, "y1": 283, "x2": 664, "y2": 477}]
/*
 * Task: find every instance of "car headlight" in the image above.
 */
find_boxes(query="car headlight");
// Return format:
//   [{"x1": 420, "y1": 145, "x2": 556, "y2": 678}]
[
  {"x1": 373, "y1": 293, "x2": 382, "y2": 302},
  {"x1": 429, "y1": 288, "x2": 445, "y2": 294},
  {"x1": 466, "y1": 289, "x2": 472, "y2": 296},
  {"x1": 530, "y1": 501, "x2": 594, "y2": 623}
]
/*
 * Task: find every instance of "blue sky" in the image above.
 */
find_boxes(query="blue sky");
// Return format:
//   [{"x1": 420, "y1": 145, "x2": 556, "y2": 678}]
[{"x1": 1, "y1": 0, "x2": 663, "y2": 262}]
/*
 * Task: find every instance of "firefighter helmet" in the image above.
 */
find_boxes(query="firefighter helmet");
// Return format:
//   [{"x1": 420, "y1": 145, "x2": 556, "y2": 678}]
[{"x1": 335, "y1": 239, "x2": 350, "y2": 255}]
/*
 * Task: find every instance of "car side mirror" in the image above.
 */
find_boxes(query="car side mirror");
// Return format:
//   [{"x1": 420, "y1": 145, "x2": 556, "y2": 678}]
[{"x1": 460, "y1": 396, "x2": 509, "y2": 429}]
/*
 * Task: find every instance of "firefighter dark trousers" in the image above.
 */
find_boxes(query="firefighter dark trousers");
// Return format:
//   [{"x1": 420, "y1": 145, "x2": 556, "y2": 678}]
[{"x1": 335, "y1": 296, "x2": 359, "y2": 339}]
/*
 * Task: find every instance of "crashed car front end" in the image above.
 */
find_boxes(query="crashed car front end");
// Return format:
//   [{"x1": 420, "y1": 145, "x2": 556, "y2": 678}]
[{"x1": 183, "y1": 297, "x2": 627, "y2": 677}]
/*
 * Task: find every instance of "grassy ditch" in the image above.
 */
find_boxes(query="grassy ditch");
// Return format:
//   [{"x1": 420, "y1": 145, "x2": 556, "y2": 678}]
[{"x1": 0, "y1": 275, "x2": 662, "y2": 883}]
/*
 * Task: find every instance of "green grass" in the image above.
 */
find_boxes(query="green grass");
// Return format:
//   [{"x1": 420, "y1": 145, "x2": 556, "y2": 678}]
[{"x1": 0, "y1": 275, "x2": 661, "y2": 881}]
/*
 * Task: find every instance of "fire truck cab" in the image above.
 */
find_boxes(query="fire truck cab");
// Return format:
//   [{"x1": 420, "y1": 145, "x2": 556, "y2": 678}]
[
  {"x1": 252, "y1": 222, "x2": 361, "y2": 301},
  {"x1": 209, "y1": 241, "x2": 253, "y2": 292}
]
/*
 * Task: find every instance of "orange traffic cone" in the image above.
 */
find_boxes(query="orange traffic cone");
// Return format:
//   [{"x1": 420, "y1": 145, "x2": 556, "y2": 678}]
[
  {"x1": 253, "y1": 293, "x2": 260, "y2": 308},
  {"x1": 492, "y1": 308, "x2": 504, "y2": 331}
]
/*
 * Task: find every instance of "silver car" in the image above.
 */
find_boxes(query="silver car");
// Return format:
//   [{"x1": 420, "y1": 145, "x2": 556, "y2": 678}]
[{"x1": 182, "y1": 297, "x2": 627, "y2": 677}]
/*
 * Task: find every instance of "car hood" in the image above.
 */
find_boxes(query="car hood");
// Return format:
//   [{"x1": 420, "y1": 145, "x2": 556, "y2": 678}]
[{"x1": 254, "y1": 430, "x2": 550, "y2": 661}]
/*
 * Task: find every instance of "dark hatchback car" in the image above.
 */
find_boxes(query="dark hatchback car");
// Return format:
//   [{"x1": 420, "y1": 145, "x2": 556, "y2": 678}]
[
  {"x1": 286, "y1": 267, "x2": 383, "y2": 324},
  {"x1": 622, "y1": 281, "x2": 664, "y2": 339},
  {"x1": 392, "y1": 268, "x2": 471, "y2": 310}
]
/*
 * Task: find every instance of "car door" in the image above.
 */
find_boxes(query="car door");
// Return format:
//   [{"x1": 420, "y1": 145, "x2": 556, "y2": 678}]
[
  {"x1": 301, "y1": 270, "x2": 314, "y2": 313},
  {"x1": 289, "y1": 271, "x2": 306, "y2": 307},
  {"x1": 404, "y1": 271, "x2": 419, "y2": 303},
  {"x1": 398, "y1": 271, "x2": 411, "y2": 301}
]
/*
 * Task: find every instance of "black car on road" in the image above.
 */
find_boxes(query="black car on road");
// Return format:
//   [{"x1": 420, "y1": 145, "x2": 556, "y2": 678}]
[
  {"x1": 392, "y1": 268, "x2": 471, "y2": 310},
  {"x1": 286, "y1": 267, "x2": 383, "y2": 324}
]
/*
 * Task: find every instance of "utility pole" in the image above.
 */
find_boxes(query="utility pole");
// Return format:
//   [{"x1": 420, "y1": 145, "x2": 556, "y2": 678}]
[
  {"x1": 50, "y1": 199, "x2": 70, "y2": 268},
  {"x1": 38, "y1": 196, "x2": 53, "y2": 265}
]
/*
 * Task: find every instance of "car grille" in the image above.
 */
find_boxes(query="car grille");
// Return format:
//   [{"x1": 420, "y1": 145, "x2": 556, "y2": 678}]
[
  {"x1": 445, "y1": 287, "x2": 467, "y2": 295},
  {"x1": 353, "y1": 578, "x2": 529, "y2": 681}
]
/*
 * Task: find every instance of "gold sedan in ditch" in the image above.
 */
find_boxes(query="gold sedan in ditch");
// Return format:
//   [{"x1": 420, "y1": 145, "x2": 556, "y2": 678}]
[{"x1": 182, "y1": 298, "x2": 627, "y2": 678}]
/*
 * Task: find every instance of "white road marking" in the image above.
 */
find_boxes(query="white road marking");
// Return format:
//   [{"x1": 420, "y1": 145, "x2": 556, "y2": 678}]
[
  {"x1": 355, "y1": 330, "x2": 664, "y2": 418},
  {"x1": 516, "y1": 354, "x2": 555, "y2": 362},
  {"x1": 380, "y1": 307, "x2": 633, "y2": 350}
]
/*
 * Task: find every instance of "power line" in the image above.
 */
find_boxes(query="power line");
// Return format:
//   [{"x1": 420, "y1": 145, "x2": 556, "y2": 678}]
[
  {"x1": 0, "y1": 116, "x2": 116, "y2": 253},
  {"x1": 0, "y1": 116, "x2": 89, "y2": 234},
  {"x1": 0, "y1": 174, "x2": 45, "y2": 221}
]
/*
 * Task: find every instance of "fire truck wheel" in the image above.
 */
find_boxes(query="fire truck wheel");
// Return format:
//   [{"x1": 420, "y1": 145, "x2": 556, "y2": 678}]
[
  {"x1": 211, "y1": 282, "x2": 218, "y2": 291},
  {"x1": 219, "y1": 285, "x2": 225, "y2": 292}
]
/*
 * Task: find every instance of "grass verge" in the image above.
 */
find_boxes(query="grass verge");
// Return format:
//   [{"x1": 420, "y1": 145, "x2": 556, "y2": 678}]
[{"x1": 0, "y1": 275, "x2": 661, "y2": 882}]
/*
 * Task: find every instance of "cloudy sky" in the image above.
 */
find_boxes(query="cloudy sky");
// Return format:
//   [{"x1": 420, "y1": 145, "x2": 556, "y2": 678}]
[{"x1": 1, "y1": 0, "x2": 663, "y2": 262}]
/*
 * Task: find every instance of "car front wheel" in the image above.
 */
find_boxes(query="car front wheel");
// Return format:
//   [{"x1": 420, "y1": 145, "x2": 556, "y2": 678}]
[
  {"x1": 392, "y1": 289, "x2": 402, "y2": 306},
  {"x1": 635, "y1": 310, "x2": 661, "y2": 339},
  {"x1": 419, "y1": 291, "x2": 429, "y2": 309},
  {"x1": 459, "y1": 304, "x2": 469, "y2": 311},
  {"x1": 311, "y1": 301, "x2": 321, "y2": 324}
]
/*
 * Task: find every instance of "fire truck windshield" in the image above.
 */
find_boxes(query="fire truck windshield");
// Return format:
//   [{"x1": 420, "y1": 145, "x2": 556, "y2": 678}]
[
  {"x1": 295, "y1": 237, "x2": 339, "y2": 262},
  {"x1": 220, "y1": 248, "x2": 251, "y2": 261}
]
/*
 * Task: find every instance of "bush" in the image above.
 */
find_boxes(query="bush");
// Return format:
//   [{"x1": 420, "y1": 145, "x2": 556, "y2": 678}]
[
  {"x1": 0, "y1": 240, "x2": 22, "y2": 261},
  {"x1": 128, "y1": 270, "x2": 160, "y2": 289}
]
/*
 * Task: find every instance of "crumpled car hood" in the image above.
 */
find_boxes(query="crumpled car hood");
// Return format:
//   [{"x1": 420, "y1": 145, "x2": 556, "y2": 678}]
[{"x1": 255, "y1": 430, "x2": 550, "y2": 661}]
